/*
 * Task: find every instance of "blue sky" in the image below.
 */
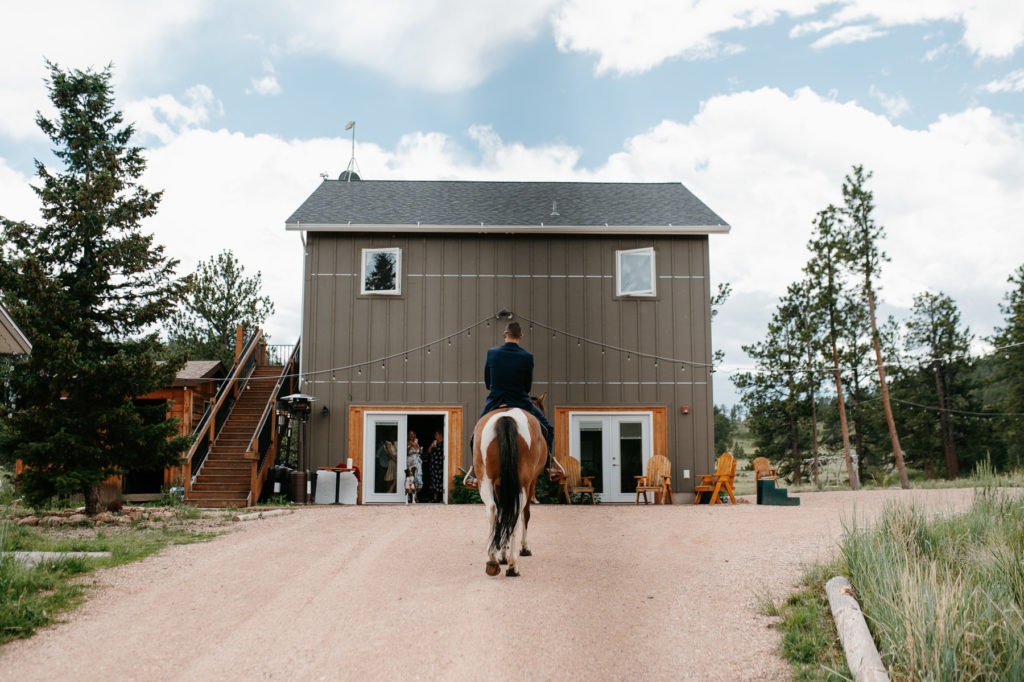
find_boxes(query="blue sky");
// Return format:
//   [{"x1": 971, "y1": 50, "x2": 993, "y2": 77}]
[{"x1": 2, "y1": 1, "x2": 1023, "y2": 406}]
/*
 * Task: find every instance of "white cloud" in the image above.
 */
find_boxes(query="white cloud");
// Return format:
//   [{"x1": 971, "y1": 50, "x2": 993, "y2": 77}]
[
  {"x1": 554, "y1": 1, "x2": 1024, "y2": 75},
  {"x1": 272, "y1": 0, "x2": 558, "y2": 92},
  {"x1": 983, "y1": 69, "x2": 1024, "y2": 93},
  {"x1": 247, "y1": 75, "x2": 282, "y2": 97},
  {"x1": 869, "y1": 84, "x2": 911, "y2": 118},
  {"x1": 552, "y1": 0, "x2": 819, "y2": 75},
  {"x1": 0, "y1": 1, "x2": 207, "y2": 140},
  {"x1": 124, "y1": 85, "x2": 224, "y2": 145},
  {"x1": 811, "y1": 24, "x2": 888, "y2": 49}
]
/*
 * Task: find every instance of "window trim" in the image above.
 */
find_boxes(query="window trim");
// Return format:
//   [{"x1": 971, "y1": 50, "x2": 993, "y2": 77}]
[
  {"x1": 615, "y1": 247, "x2": 656, "y2": 297},
  {"x1": 360, "y1": 247, "x2": 402, "y2": 295}
]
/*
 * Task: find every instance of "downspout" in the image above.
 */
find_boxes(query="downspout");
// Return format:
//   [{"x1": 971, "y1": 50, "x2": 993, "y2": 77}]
[{"x1": 298, "y1": 229, "x2": 309, "y2": 473}]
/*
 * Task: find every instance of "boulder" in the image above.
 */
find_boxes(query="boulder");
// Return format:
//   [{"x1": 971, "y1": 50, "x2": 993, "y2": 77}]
[
  {"x1": 17, "y1": 516, "x2": 39, "y2": 526},
  {"x1": 94, "y1": 512, "x2": 117, "y2": 523},
  {"x1": 67, "y1": 514, "x2": 89, "y2": 524}
]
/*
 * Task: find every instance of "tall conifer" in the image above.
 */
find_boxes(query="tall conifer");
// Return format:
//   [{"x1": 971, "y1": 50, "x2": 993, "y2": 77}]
[{"x1": 0, "y1": 62, "x2": 188, "y2": 513}]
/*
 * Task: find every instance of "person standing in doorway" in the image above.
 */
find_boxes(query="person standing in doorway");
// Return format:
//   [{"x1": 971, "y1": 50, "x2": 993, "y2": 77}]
[
  {"x1": 425, "y1": 428, "x2": 445, "y2": 502},
  {"x1": 465, "y1": 321, "x2": 559, "y2": 488}
]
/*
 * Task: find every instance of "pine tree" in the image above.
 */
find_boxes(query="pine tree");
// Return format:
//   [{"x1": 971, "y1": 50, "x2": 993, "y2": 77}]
[
  {"x1": 840, "y1": 165, "x2": 908, "y2": 488},
  {"x1": 804, "y1": 206, "x2": 860, "y2": 489},
  {"x1": 165, "y1": 250, "x2": 275, "y2": 366},
  {"x1": 991, "y1": 264, "x2": 1024, "y2": 455},
  {"x1": 0, "y1": 62, "x2": 189, "y2": 514},
  {"x1": 906, "y1": 291, "x2": 972, "y2": 478},
  {"x1": 365, "y1": 252, "x2": 396, "y2": 291}
]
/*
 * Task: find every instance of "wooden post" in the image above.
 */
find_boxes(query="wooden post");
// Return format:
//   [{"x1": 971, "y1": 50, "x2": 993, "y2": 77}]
[
  {"x1": 234, "y1": 324, "x2": 244, "y2": 363},
  {"x1": 825, "y1": 576, "x2": 889, "y2": 681}
]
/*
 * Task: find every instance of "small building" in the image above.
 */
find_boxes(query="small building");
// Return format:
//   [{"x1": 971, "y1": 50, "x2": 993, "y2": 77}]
[
  {"x1": 0, "y1": 301, "x2": 31, "y2": 355},
  {"x1": 287, "y1": 180, "x2": 729, "y2": 503}
]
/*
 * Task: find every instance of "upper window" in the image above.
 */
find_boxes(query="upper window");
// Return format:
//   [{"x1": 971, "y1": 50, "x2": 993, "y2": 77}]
[
  {"x1": 616, "y1": 247, "x2": 656, "y2": 297},
  {"x1": 361, "y1": 248, "x2": 402, "y2": 295}
]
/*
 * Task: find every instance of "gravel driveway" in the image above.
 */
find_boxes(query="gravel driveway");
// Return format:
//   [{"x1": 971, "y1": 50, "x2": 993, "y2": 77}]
[{"x1": 1, "y1": 488, "x2": 979, "y2": 681}]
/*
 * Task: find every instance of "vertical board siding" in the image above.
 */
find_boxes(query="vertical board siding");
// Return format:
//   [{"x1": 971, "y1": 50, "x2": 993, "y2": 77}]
[{"x1": 301, "y1": 232, "x2": 715, "y2": 494}]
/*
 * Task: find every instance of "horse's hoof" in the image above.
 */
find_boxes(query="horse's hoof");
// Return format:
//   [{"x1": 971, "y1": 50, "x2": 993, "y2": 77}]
[
  {"x1": 520, "y1": 548, "x2": 532, "y2": 557},
  {"x1": 485, "y1": 561, "x2": 500, "y2": 576},
  {"x1": 499, "y1": 557, "x2": 508, "y2": 565},
  {"x1": 505, "y1": 567, "x2": 520, "y2": 577}
]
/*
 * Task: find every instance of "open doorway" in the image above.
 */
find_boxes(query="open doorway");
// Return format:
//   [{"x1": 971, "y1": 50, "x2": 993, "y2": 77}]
[{"x1": 408, "y1": 414, "x2": 446, "y2": 503}]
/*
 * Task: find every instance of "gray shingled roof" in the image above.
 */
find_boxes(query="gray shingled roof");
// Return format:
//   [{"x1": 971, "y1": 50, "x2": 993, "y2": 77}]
[
  {"x1": 0, "y1": 302, "x2": 31, "y2": 355},
  {"x1": 285, "y1": 180, "x2": 728, "y2": 233}
]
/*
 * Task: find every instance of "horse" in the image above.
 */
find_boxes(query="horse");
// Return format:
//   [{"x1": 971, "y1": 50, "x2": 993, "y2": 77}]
[{"x1": 471, "y1": 394, "x2": 549, "y2": 577}]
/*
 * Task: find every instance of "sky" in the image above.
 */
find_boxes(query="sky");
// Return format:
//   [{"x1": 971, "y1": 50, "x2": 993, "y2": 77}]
[{"x1": 1, "y1": 1, "x2": 1023, "y2": 406}]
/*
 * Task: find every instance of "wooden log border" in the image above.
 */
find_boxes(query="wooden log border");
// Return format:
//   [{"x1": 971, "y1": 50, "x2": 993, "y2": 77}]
[{"x1": 825, "y1": 576, "x2": 889, "y2": 681}]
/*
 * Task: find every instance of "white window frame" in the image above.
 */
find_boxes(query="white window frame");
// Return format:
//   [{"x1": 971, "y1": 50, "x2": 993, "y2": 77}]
[
  {"x1": 615, "y1": 247, "x2": 656, "y2": 297},
  {"x1": 360, "y1": 247, "x2": 402, "y2": 295}
]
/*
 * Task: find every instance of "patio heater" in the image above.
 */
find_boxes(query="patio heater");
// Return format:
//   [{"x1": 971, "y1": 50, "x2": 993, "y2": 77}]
[{"x1": 279, "y1": 393, "x2": 317, "y2": 502}]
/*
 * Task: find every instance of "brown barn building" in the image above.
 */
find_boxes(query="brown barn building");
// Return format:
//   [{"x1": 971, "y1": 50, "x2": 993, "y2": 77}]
[{"x1": 287, "y1": 180, "x2": 729, "y2": 503}]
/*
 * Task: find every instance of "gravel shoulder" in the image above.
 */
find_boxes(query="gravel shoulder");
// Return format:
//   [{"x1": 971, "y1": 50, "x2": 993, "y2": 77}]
[{"x1": 0, "y1": 488, "x2": 982, "y2": 681}]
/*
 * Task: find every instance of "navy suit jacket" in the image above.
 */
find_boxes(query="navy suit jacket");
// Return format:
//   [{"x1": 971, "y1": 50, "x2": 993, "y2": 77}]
[{"x1": 483, "y1": 342, "x2": 533, "y2": 409}]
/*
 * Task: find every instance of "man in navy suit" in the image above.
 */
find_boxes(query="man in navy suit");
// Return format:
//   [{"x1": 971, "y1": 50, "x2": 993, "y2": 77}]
[{"x1": 466, "y1": 321, "x2": 557, "y2": 487}]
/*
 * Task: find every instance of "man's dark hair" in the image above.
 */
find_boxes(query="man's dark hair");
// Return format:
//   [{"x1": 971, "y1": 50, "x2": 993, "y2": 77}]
[{"x1": 505, "y1": 321, "x2": 523, "y2": 339}]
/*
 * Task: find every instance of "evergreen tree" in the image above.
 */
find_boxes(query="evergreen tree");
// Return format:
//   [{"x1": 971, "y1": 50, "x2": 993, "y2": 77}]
[
  {"x1": 991, "y1": 264, "x2": 1024, "y2": 455},
  {"x1": 365, "y1": 252, "x2": 396, "y2": 291},
  {"x1": 0, "y1": 62, "x2": 189, "y2": 514},
  {"x1": 165, "y1": 249, "x2": 275, "y2": 366},
  {"x1": 840, "y1": 165, "x2": 908, "y2": 488},
  {"x1": 905, "y1": 291, "x2": 972, "y2": 478},
  {"x1": 804, "y1": 206, "x2": 859, "y2": 489}
]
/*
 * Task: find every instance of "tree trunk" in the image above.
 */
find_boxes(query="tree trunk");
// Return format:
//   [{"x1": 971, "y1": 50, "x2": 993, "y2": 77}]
[
  {"x1": 850, "y1": 368, "x2": 867, "y2": 483},
  {"x1": 805, "y1": 337, "x2": 819, "y2": 486},
  {"x1": 867, "y1": 288, "x2": 909, "y2": 489},
  {"x1": 790, "y1": 412, "x2": 803, "y2": 484},
  {"x1": 832, "y1": 341, "x2": 859, "y2": 490},
  {"x1": 84, "y1": 483, "x2": 102, "y2": 516},
  {"x1": 934, "y1": 367, "x2": 958, "y2": 479}
]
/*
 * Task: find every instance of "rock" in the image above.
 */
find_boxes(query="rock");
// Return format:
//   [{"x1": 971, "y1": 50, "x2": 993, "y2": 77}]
[
  {"x1": 17, "y1": 516, "x2": 39, "y2": 526},
  {"x1": 41, "y1": 516, "x2": 62, "y2": 527},
  {"x1": 116, "y1": 515, "x2": 134, "y2": 524},
  {"x1": 11, "y1": 498, "x2": 23, "y2": 508},
  {"x1": 94, "y1": 512, "x2": 116, "y2": 523},
  {"x1": 67, "y1": 514, "x2": 89, "y2": 524}
]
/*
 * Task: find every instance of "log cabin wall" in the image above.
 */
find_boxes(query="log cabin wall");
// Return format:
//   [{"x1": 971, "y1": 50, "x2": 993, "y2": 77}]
[{"x1": 300, "y1": 232, "x2": 715, "y2": 495}]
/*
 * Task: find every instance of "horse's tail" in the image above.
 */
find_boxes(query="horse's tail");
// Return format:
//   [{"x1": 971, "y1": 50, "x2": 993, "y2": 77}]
[{"x1": 490, "y1": 415, "x2": 522, "y2": 554}]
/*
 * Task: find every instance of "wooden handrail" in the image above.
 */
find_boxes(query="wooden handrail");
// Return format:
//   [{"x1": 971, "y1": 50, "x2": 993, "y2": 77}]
[{"x1": 184, "y1": 327, "x2": 263, "y2": 485}]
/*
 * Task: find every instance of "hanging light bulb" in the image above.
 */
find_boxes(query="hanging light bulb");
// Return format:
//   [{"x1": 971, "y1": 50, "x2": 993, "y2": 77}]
[
  {"x1": 357, "y1": 367, "x2": 362, "y2": 375},
  {"x1": 654, "y1": 360, "x2": 659, "y2": 367},
  {"x1": 577, "y1": 338, "x2": 581, "y2": 346},
  {"x1": 404, "y1": 355, "x2": 408, "y2": 362},
  {"x1": 448, "y1": 338, "x2": 452, "y2": 345},
  {"x1": 381, "y1": 362, "x2": 385, "y2": 369}
]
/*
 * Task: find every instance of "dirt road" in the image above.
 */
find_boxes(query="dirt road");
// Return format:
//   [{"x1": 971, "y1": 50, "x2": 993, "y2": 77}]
[{"x1": 1, "y1": 488, "x2": 979, "y2": 681}]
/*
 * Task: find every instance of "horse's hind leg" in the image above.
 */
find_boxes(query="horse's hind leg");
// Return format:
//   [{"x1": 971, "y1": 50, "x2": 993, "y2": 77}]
[
  {"x1": 480, "y1": 479, "x2": 501, "y2": 577},
  {"x1": 506, "y1": 489, "x2": 527, "y2": 577},
  {"x1": 520, "y1": 483, "x2": 533, "y2": 557}
]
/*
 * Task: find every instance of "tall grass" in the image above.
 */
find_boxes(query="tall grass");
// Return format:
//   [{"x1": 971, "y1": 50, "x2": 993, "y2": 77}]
[{"x1": 840, "y1": 487, "x2": 1024, "y2": 680}]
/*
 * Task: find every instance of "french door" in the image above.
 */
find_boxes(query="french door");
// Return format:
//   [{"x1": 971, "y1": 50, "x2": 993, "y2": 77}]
[
  {"x1": 361, "y1": 411, "x2": 449, "y2": 503},
  {"x1": 568, "y1": 412, "x2": 653, "y2": 502}
]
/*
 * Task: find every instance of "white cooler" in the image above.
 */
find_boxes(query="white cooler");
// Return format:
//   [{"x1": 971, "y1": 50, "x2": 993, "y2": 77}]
[{"x1": 314, "y1": 470, "x2": 358, "y2": 505}]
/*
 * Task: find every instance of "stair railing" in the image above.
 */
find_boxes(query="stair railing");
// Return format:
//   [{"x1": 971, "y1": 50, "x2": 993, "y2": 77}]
[
  {"x1": 245, "y1": 338, "x2": 300, "y2": 505},
  {"x1": 184, "y1": 328, "x2": 263, "y2": 490}
]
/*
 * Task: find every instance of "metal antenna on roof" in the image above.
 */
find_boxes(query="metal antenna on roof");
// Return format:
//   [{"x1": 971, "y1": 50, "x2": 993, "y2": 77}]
[{"x1": 342, "y1": 121, "x2": 361, "y2": 181}]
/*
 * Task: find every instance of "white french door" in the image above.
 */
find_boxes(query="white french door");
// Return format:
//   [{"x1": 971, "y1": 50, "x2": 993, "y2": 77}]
[
  {"x1": 568, "y1": 412, "x2": 653, "y2": 502},
  {"x1": 362, "y1": 411, "x2": 449, "y2": 504}
]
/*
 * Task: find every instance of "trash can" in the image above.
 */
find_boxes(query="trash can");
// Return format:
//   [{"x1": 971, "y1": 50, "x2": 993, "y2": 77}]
[
  {"x1": 288, "y1": 469, "x2": 308, "y2": 504},
  {"x1": 314, "y1": 470, "x2": 358, "y2": 505},
  {"x1": 261, "y1": 465, "x2": 292, "y2": 502}
]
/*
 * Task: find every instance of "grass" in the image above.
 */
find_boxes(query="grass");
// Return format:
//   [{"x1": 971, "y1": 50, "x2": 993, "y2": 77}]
[
  {"x1": 840, "y1": 487, "x2": 1024, "y2": 680},
  {"x1": 0, "y1": 509, "x2": 220, "y2": 644},
  {"x1": 772, "y1": 476, "x2": 1024, "y2": 680},
  {"x1": 759, "y1": 562, "x2": 851, "y2": 681}
]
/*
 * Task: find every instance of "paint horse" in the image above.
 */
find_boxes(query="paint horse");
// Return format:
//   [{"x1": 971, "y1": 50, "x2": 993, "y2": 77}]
[{"x1": 471, "y1": 394, "x2": 548, "y2": 577}]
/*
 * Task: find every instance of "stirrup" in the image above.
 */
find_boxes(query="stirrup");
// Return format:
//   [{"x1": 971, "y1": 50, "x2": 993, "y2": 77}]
[
  {"x1": 546, "y1": 457, "x2": 565, "y2": 481},
  {"x1": 463, "y1": 466, "x2": 479, "y2": 489}
]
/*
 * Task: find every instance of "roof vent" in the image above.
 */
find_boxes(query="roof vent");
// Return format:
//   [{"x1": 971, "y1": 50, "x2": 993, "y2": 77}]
[
  {"x1": 338, "y1": 170, "x2": 361, "y2": 181},
  {"x1": 550, "y1": 200, "x2": 559, "y2": 217}
]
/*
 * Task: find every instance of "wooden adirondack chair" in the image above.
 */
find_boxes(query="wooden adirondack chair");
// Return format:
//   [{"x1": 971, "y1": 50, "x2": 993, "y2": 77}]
[
  {"x1": 752, "y1": 457, "x2": 778, "y2": 482},
  {"x1": 634, "y1": 455, "x2": 673, "y2": 504},
  {"x1": 694, "y1": 452, "x2": 737, "y2": 504},
  {"x1": 558, "y1": 456, "x2": 595, "y2": 504}
]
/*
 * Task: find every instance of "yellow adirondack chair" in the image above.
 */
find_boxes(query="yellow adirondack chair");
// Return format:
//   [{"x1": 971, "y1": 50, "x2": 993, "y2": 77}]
[
  {"x1": 752, "y1": 457, "x2": 778, "y2": 482},
  {"x1": 694, "y1": 452, "x2": 737, "y2": 504},
  {"x1": 634, "y1": 455, "x2": 673, "y2": 504},
  {"x1": 558, "y1": 456, "x2": 595, "y2": 504}
]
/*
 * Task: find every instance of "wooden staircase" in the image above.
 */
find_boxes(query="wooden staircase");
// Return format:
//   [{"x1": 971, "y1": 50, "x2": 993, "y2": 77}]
[{"x1": 187, "y1": 366, "x2": 282, "y2": 508}]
